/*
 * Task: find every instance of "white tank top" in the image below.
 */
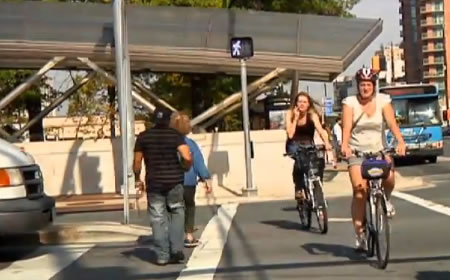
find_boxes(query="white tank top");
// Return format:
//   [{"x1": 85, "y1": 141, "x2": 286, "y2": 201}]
[{"x1": 342, "y1": 93, "x2": 391, "y2": 153}]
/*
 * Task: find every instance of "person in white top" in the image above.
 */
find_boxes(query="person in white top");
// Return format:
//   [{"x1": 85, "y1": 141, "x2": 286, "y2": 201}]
[
  {"x1": 341, "y1": 67, "x2": 406, "y2": 251},
  {"x1": 333, "y1": 120, "x2": 342, "y2": 146}
]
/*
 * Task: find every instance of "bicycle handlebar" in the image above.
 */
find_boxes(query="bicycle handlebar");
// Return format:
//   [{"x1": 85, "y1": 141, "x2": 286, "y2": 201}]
[
  {"x1": 352, "y1": 148, "x2": 397, "y2": 159},
  {"x1": 283, "y1": 144, "x2": 319, "y2": 157}
]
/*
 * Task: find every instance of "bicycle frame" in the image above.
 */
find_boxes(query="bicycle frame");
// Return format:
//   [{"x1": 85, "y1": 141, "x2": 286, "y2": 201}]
[{"x1": 297, "y1": 147, "x2": 323, "y2": 210}]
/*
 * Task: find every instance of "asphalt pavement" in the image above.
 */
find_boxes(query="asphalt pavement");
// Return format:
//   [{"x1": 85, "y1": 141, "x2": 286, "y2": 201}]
[
  {"x1": 2, "y1": 142, "x2": 450, "y2": 280},
  {"x1": 1, "y1": 182, "x2": 450, "y2": 280}
]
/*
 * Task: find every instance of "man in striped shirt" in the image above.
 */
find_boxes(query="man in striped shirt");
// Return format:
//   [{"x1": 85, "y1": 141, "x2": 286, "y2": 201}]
[{"x1": 134, "y1": 107, "x2": 192, "y2": 266}]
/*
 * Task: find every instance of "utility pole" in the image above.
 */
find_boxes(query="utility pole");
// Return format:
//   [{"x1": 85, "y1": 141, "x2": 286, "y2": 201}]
[{"x1": 391, "y1": 41, "x2": 395, "y2": 84}]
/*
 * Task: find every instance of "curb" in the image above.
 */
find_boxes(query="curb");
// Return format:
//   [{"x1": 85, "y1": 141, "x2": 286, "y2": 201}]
[{"x1": 0, "y1": 222, "x2": 152, "y2": 245}]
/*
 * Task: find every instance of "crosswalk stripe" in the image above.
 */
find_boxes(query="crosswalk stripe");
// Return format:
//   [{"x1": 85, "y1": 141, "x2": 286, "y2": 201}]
[
  {"x1": 1, "y1": 244, "x2": 93, "y2": 280},
  {"x1": 177, "y1": 203, "x2": 239, "y2": 280}
]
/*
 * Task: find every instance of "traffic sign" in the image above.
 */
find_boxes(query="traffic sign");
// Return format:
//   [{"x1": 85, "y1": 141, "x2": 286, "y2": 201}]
[
  {"x1": 230, "y1": 37, "x2": 254, "y2": 59},
  {"x1": 324, "y1": 97, "x2": 334, "y2": 116}
]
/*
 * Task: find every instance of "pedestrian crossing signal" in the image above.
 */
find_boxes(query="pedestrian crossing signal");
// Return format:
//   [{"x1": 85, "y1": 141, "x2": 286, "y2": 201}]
[{"x1": 230, "y1": 37, "x2": 254, "y2": 59}]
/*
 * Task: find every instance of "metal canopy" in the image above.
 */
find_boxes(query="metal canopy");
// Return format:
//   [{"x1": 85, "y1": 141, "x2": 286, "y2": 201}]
[{"x1": 0, "y1": 2, "x2": 382, "y2": 81}]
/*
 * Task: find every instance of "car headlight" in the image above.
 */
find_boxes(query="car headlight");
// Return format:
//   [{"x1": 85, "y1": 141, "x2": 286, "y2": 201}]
[{"x1": 0, "y1": 168, "x2": 25, "y2": 187}]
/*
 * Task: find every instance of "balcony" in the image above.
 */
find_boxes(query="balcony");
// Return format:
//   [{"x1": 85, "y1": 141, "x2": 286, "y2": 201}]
[
  {"x1": 420, "y1": 5, "x2": 445, "y2": 14},
  {"x1": 421, "y1": 32, "x2": 444, "y2": 40},
  {"x1": 423, "y1": 57, "x2": 445, "y2": 65},
  {"x1": 423, "y1": 44, "x2": 445, "y2": 53},
  {"x1": 423, "y1": 71, "x2": 445, "y2": 79},
  {"x1": 421, "y1": 19, "x2": 443, "y2": 27}
]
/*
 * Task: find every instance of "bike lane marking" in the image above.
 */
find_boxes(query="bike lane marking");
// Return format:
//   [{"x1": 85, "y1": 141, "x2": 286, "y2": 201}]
[{"x1": 393, "y1": 191, "x2": 450, "y2": 216}]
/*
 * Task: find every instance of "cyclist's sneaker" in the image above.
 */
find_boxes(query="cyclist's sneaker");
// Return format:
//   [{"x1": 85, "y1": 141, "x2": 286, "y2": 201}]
[
  {"x1": 355, "y1": 234, "x2": 367, "y2": 252},
  {"x1": 386, "y1": 200, "x2": 396, "y2": 218}
]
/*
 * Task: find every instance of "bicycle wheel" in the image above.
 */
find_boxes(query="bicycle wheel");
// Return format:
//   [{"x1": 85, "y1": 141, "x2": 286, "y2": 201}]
[
  {"x1": 297, "y1": 199, "x2": 312, "y2": 229},
  {"x1": 297, "y1": 186, "x2": 312, "y2": 229},
  {"x1": 366, "y1": 229, "x2": 375, "y2": 258},
  {"x1": 366, "y1": 198, "x2": 375, "y2": 258},
  {"x1": 374, "y1": 195, "x2": 390, "y2": 269},
  {"x1": 313, "y1": 181, "x2": 328, "y2": 234}
]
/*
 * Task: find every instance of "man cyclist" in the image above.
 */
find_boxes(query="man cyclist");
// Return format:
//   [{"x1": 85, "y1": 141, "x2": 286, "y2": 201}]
[
  {"x1": 341, "y1": 67, "x2": 406, "y2": 251},
  {"x1": 286, "y1": 91, "x2": 332, "y2": 201}
]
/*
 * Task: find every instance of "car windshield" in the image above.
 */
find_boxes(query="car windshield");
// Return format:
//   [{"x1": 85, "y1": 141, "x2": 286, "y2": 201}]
[{"x1": 392, "y1": 98, "x2": 441, "y2": 126}]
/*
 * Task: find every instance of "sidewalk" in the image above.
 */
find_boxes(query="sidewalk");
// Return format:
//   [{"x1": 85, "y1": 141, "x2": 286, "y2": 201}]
[{"x1": 54, "y1": 162, "x2": 424, "y2": 214}]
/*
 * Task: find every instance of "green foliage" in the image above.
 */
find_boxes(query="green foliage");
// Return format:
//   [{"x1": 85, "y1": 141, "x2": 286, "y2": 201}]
[
  {"x1": 67, "y1": 72, "x2": 111, "y2": 117},
  {"x1": 0, "y1": 70, "x2": 54, "y2": 124}
]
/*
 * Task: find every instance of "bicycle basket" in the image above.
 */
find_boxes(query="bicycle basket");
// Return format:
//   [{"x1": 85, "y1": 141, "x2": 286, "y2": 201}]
[{"x1": 361, "y1": 159, "x2": 391, "y2": 179}]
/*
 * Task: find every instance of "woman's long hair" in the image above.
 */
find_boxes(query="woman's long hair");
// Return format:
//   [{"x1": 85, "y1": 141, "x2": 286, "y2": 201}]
[{"x1": 290, "y1": 91, "x2": 320, "y2": 121}]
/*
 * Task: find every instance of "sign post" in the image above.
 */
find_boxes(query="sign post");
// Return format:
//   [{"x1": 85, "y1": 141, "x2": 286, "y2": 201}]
[{"x1": 230, "y1": 37, "x2": 257, "y2": 197}]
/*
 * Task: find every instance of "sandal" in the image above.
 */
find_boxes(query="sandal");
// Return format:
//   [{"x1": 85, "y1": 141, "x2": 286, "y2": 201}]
[{"x1": 184, "y1": 239, "x2": 200, "y2": 248}]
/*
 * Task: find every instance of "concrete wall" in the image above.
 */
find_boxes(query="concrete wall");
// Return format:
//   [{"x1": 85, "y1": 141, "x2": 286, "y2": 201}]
[{"x1": 18, "y1": 130, "x2": 296, "y2": 197}]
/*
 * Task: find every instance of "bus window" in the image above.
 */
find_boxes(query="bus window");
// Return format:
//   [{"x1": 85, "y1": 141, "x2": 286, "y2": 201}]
[
  {"x1": 408, "y1": 98, "x2": 440, "y2": 125},
  {"x1": 392, "y1": 99, "x2": 408, "y2": 125}
]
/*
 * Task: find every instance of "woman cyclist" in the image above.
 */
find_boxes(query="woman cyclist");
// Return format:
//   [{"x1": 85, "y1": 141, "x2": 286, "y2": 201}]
[
  {"x1": 341, "y1": 67, "x2": 406, "y2": 251},
  {"x1": 286, "y1": 91, "x2": 332, "y2": 200}
]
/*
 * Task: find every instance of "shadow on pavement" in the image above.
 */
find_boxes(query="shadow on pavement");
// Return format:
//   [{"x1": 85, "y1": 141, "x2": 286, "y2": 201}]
[
  {"x1": 0, "y1": 234, "x2": 42, "y2": 270},
  {"x1": 121, "y1": 246, "x2": 159, "y2": 265},
  {"x1": 301, "y1": 243, "x2": 366, "y2": 261},
  {"x1": 416, "y1": 271, "x2": 450, "y2": 280},
  {"x1": 323, "y1": 170, "x2": 339, "y2": 182},
  {"x1": 260, "y1": 219, "x2": 323, "y2": 235},
  {"x1": 126, "y1": 254, "x2": 450, "y2": 279}
]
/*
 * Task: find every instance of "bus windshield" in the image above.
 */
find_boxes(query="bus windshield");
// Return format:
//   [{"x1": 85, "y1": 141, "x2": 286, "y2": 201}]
[{"x1": 392, "y1": 98, "x2": 441, "y2": 126}]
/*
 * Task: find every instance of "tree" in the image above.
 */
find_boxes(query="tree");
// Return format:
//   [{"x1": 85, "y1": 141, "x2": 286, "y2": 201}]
[
  {"x1": 66, "y1": 72, "x2": 113, "y2": 138},
  {"x1": 0, "y1": 70, "x2": 56, "y2": 141}
]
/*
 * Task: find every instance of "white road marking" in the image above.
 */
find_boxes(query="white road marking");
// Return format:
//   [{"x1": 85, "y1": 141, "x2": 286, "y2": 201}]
[
  {"x1": 393, "y1": 191, "x2": 450, "y2": 216},
  {"x1": 438, "y1": 156, "x2": 450, "y2": 162},
  {"x1": 328, "y1": 218, "x2": 352, "y2": 222},
  {"x1": 1, "y1": 244, "x2": 93, "y2": 280},
  {"x1": 177, "y1": 203, "x2": 239, "y2": 280}
]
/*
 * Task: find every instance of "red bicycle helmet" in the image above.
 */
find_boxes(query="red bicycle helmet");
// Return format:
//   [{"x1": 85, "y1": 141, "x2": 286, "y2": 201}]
[{"x1": 355, "y1": 67, "x2": 377, "y2": 83}]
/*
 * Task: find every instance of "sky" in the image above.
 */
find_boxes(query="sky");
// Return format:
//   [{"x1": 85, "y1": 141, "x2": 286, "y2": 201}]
[{"x1": 300, "y1": 0, "x2": 403, "y2": 101}]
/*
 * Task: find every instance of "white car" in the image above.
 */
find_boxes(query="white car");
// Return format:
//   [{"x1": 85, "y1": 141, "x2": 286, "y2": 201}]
[{"x1": 0, "y1": 138, "x2": 55, "y2": 233}]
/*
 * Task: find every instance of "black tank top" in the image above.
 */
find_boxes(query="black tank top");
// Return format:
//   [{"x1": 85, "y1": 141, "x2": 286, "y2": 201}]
[{"x1": 292, "y1": 115, "x2": 315, "y2": 145}]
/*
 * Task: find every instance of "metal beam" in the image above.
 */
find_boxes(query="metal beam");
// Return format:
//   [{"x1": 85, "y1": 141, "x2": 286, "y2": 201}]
[
  {"x1": 77, "y1": 57, "x2": 156, "y2": 112},
  {"x1": 132, "y1": 89, "x2": 156, "y2": 112},
  {"x1": 0, "y1": 56, "x2": 65, "y2": 111},
  {"x1": 200, "y1": 78, "x2": 283, "y2": 129},
  {"x1": 0, "y1": 127, "x2": 13, "y2": 141},
  {"x1": 190, "y1": 68, "x2": 287, "y2": 127},
  {"x1": 132, "y1": 80, "x2": 177, "y2": 112},
  {"x1": 12, "y1": 72, "x2": 96, "y2": 139}
]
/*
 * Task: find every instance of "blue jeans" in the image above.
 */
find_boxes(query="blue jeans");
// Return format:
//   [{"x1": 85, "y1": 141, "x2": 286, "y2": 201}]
[{"x1": 147, "y1": 184, "x2": 185, "y2": 261}]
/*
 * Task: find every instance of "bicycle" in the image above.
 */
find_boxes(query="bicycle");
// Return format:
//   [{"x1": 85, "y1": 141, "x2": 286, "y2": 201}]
[
  {"x1": 353, "y1": 148, "x2": 395, "y2": 269},
  {"x1": 285, "y1": 144, "x2": 328, "y2": 234}
]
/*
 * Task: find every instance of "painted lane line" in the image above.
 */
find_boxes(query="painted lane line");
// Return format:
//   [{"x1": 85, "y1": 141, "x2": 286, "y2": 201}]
[
  {"x1": 177, "y1": 203, "x2": 239, "y2": 280},
  {"x1": 393, "y1": 191, "x2": 450, "y2": 216}
]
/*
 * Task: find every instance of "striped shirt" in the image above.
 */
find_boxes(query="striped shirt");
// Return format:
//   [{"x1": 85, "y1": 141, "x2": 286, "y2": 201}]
[{"x1": 134, "y1": 127, "x2": 186, "y2": 191}]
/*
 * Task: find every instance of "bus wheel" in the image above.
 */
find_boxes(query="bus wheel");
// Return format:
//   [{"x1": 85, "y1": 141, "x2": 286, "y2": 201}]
[{"x1": 428, "y1": 156, "x2": 437, "y2": 164}]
